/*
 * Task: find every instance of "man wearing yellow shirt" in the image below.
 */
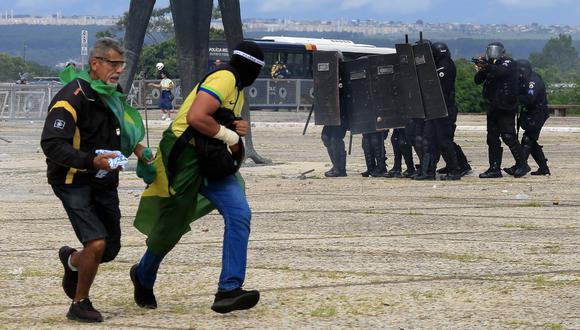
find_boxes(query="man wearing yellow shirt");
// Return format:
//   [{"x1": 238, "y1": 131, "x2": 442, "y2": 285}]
[{"x1": 129, "y1": 41, "x2": 264, "y2": 314}]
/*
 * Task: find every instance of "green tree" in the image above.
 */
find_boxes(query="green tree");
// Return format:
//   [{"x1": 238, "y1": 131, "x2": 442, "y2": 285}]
[
  {"x1": 139, "y1": 38, "x2": 178, "y2": 79},
  {"x1": 529, "y1": 34, "x2": 578, "y2": 72},
  {"x1": 0, "y1": 52, "x2": 57, "y2": 82},
  {"x1": 98, "y1": 6, "x2": 174, "y2": 43}
]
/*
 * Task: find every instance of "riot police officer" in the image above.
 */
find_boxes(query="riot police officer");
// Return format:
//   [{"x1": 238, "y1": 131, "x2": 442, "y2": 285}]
[
  {"x1": 504, "y1": 59, "x2": 551, "y2": 176},
  {"x1": 321, "y1": 113, "x2": 348, "y2": 177},
  {"x1": 322, "y1": 53, "x2": 348, "y2": 177},
  {"x1": 361, "y1": 130, "x2": 389, "y2": 177},
  {"x1": 431, "y1": 42, "x2": 471, "y2": 177},
  {"x1": 475, "y1": 42, "x2": 530, "y2": 178},
  {"x1": 385, "y1": 128, "x2": 415, "y2": 178},
  {"x1": 414, "y1": 41, "x2": 462, "y2": 180}
]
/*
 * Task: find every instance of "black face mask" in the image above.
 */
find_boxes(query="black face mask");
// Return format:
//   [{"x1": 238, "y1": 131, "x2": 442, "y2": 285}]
[{"x1": 230, "y1": 57, "x2": 262, "y2": 87}]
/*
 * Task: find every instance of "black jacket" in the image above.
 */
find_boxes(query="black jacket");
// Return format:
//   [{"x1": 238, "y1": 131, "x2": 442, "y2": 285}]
[
  {"x1": 435, "y1": 56, "x2": 456, "y2": 110},
  {"x1": 41, "y1": 78, "x2": 121, "y2": 188},
  {"x1": 519, "y1": 71, "x2": 548, "y2": 116},
  {"x1": 474, "y1": 56, "x2": 519, "y2": 111}
]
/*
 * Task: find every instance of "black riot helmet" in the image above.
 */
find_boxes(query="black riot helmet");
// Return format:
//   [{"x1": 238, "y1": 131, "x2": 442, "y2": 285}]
[
  {"x1": 229, "y1": 40, "x2": 265, "y2": 87},
  {"x1": 431, "y1": 42, "x2": 450, "y2": 60},
  {"x1": 485, "y1": 42, "x2": 505, "y2": 61},
  {"x1": 516, "y1": 59, "x2": 532, "y2": 79}
]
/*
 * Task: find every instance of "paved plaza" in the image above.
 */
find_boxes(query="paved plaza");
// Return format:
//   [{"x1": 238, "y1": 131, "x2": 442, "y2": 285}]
[{"x1": 0, "y1": 112, "x2": 578, "y2": 329}]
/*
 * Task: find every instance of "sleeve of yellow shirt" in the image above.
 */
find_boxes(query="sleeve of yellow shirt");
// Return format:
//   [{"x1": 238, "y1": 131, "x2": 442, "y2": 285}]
[{"x1": 198, "y1": 70, "x2": 236, "y2": 105}]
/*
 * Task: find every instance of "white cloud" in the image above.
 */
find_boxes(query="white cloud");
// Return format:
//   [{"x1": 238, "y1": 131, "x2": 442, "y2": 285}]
[
  {"x1": 497, "y1": 0, "x2": 574, "y2": 8},
  {"x1": 242, "y1": 0, "x2": 434, "y2": 15}
]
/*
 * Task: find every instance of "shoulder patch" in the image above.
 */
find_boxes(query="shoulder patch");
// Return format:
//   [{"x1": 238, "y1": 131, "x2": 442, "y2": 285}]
[{"x1": 53, "y1": 119, "x2": 66, "y2": 129}]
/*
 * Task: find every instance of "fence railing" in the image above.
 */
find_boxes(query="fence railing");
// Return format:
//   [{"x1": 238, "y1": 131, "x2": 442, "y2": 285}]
[{"x1": 0, "y1": 78, "x2": 314, "y2": 121}]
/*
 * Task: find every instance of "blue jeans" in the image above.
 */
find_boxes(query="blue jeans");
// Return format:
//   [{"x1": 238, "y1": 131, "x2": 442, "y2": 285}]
[
  {"x1": 137, "y1": 174, "x2": 251, "y2": 291},
  {"x1": 200, "y1": 174, "x2": 251, "y2": 292}
]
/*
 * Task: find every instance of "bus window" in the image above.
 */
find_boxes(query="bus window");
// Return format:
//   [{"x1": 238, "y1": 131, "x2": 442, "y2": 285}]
[
  {"x1": 261, "y1": 51, "x2": 280, "y2": 78},
  {"x1": 284, "y1": 52, "x2": 312, "y2": 78}
]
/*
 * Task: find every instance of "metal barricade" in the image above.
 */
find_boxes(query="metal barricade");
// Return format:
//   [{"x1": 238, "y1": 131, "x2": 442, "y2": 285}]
[
  {"x1": 0, "y1": 78, "x2": 315, "y2": 121},
  {"x1": 0, "y1": 83, "x2": 60, "y2": 120}
]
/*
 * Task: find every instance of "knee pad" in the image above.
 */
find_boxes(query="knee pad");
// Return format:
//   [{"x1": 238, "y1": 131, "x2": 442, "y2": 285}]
[
  {"x1": 521, "y1": 134, "x2": 536, "y2": 148},
  {"x1": 500, "y1": 133, "x2": 517, "y2": 146},
  {"x1": 100, "y1": 242, "x2": 120, "y2": 263}
]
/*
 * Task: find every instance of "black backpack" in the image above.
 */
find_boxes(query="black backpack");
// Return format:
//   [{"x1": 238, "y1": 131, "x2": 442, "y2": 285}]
[{"x1": 167, "y1": 65, "x2": 245, "y2": 184}]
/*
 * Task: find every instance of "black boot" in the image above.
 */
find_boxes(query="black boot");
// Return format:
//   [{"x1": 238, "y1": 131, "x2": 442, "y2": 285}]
[
  {"x1": 414, "y1": 153, "x2": 436, "y2": 180},
  {"x1": 480, "y1": 146, "x2": 503, "y2": 178},
  {"x1": 323, "y1": 140, "x2": 336, "y2": 177},
  {"x1": 530, "y1": 145, "x2": 551, "y2": 175},
  {"x1": 361, "y1": 136, "x2": 376, "y2": 177},
  {"x1": 510, "y1": 143, "x2": 531, "y2": 178},
  {"x1": 503, "y1": 165, "x2": 517, "y2": 176},
  {"x1": 401, "y1": 143, "x2": 415, "y2": 178},
  {"x1": 455, "y1": 144, "x2": 472, "y2": 176},
  {"x1": 436, "y1": 166, "x2": 449, "y2": 174},
  {"x1": 386, "y1": 143, "x2": 402, "y2": 178},
  {"x1": 439, "y1": 147, "x2": 461, "y2": 181},
  {"x1": 326, "y1": 140, "x2": 347, "y2": 177},
  {"x1": 370, "y1": 135, "x2": 388, "y2": 177}
]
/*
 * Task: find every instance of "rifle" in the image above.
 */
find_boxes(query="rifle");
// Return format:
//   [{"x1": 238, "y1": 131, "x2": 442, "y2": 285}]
[{"x1": 471, "y1": 56, "x2": 488, "y2": 68}]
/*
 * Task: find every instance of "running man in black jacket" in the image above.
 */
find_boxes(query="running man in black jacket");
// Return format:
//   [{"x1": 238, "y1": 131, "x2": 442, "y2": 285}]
[{"x1": 41, "y1": 38, "x2": 148, "y2": 323}]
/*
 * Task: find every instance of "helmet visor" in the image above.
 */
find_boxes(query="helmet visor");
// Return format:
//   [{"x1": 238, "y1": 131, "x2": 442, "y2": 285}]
[{"x1": 486, "y1": 45, "x2": 504, "y2": 61}]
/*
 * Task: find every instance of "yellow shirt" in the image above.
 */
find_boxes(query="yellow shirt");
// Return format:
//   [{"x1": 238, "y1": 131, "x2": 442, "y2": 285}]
[{"x1": 171, "y1": 70, "x2": 244, "y2": 137}]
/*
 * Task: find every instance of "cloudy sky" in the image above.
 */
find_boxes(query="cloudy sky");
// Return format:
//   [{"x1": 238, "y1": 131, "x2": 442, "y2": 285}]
[{"x1": 4, "y1": 0, "x2": 580, "y2": 25}]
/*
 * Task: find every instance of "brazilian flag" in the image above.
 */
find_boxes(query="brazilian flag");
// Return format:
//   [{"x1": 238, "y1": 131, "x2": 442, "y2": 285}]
[
  {"x1": 59, "y1": 66, "x2": 144, "y2": 157},
  {"x1": 133, "y1": 123, "x2": 218, "y2": 255}
]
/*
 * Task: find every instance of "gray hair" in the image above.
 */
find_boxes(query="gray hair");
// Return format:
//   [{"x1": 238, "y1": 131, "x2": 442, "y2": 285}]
[{"x1": 89, "y1": 37, "x2": 125, "y2": 60}]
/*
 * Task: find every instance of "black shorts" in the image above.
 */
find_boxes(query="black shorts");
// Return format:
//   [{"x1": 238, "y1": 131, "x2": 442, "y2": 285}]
[{"x1": 51, "y1": 184, "x2": 121, "y2": 250}]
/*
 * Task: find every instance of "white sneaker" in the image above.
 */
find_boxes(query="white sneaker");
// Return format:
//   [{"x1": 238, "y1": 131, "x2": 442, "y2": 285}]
[
  {"x1": 161, "y1": 113, "x2": 167, "y2": 120},
  {"x1": 165, "y1": 117, "x2": 171, "y2": 121}
]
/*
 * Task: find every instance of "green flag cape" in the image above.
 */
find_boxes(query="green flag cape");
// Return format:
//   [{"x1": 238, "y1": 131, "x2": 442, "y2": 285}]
[
  {"x1": 132, "y1": 121, "x2": 245, "y2": 256},
  {"x1": 59, "y1": 66, "x2": 145, "y2": 157}
]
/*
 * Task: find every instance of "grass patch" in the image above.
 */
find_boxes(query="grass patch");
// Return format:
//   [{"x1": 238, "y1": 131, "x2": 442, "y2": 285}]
[
  {"x1": 441, "y1": 253, "x2": 482, "y2": 263},
  {"x1": 410, "y1": 289, "x2": 445, "y2": 300},
  {"x1": 21, "y1": 268, "x2": 57, "y2": 278},
  {"x1": 310, "y1": 305, "x2": 337, "y2": 317},
  {"x1": 544, "y1": 323, "x2": 565, "y2": 330},
  {"x1": 407, "y1": 210, "x2": 423, "y2": 216},
  {"x1": 543, "y1": 245, "x2": 561, "y2": 254},
  {"x1": 500, "y1": 224, "x2": 540, "y2": 230},
  {"x1": 533, "y1": 276, "x2": 547, "y2": 288}
]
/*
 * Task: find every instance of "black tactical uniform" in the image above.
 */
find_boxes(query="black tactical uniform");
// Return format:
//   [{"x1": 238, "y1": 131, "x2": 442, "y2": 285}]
[
  {"x1": 475, "y1": 42, "x2": 530, "y2": 178},
  {"x1": 321, "y1": 76, "x2": 348, "y2": 177},
  {"x1": 504, "y1": 59, "x2": 550, "y2": 176},
  {"x1": 361, "y1": 130, "x2": 389, "y2": 177},
  {"x1": 433, "y1": 42, "x2": 471, "y2": 178},
  {"x1": 405, "y1": 118, "x2": 424, "y2": 178},
  {"x1": 414, "y1": 42, "x2": 462, "y2": 180},
  {"x1": 386, "y1": 128, "x2": 415, "y2": 178}
]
